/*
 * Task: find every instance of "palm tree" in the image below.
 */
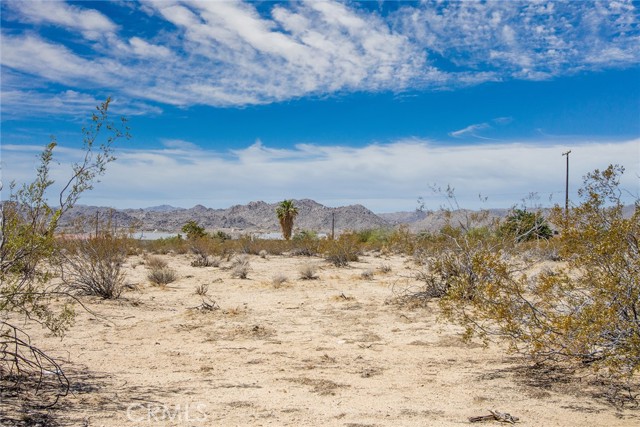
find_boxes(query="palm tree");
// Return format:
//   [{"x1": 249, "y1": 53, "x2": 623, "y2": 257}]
[{"x1": 276, "y1": 199, "x2": 298, "y2": 240}]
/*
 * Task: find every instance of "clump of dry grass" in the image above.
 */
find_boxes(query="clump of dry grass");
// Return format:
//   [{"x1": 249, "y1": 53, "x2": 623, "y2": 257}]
[
  {"x1": 147, "y1": 266, "x2": 178, "y2": 286},
  {"x1": 298, "y1": 263, "x2": 318, "y2": 280},
  {"x1": 145, "y1": 255, "x2": 167, "y2": 269},
  {"x1": 378, "y1": 264, "x2": 392, "y2": 274},
  {"x1": 231, "y1": 255, "x2": 251, "y2": 279},
  {"x1": 271, "y1": 274, "x2": 288, "y2": 288},
  {"x1": 195, "y1": 283, "x2": 209, "y2": 296},
  {"x1": 360, "y1": 269, "x2": 374, "y2": 280}
]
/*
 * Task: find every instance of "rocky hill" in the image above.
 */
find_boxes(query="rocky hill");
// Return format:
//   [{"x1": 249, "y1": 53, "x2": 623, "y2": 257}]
[
  {"x1": 59, "y1": 199, "x2": 390, "y2": 234},
  {"x1": 58, "y1": 200, "x2": 636, "y2": 236}
]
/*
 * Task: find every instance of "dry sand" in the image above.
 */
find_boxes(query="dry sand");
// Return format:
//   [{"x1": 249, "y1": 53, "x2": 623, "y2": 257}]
[{"x1": 9, "y1": 253, "x2": 639, "y2": 426}]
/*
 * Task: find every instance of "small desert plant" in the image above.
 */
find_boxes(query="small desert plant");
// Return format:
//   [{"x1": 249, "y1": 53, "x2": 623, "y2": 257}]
[
  {"x1": 194, "y1": 283, "x2": 209, "y2": 296},
  {"x1": 231, "y1": 255, "x2": 251, "y2": 279},
  {"x1": 271, "y1": 274, "x2": 288, "y2": 288},
  {"x1": 145, "y1": 255, "x2": 167, "y2": 270},
  {"x1": 298, "y1": 263, "x2": 318, "y2": 280},
  {"x1": 378, "y1": 264, "x2": 392, "y2": 274},
  {"x1": 147, "y1": 266, "x2": 177, "y2": 286},
  {"x1": 259, "y1": 249, "x2": 268, "y2": 259},
  {"x1": 360, "y1": 269, "x2": 374, "y2": 280}
]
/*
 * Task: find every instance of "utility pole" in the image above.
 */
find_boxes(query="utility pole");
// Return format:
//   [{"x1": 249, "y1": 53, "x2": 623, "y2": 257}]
[
  {"x1": 331, "y1": 212, "x2": 335, "y2": 240},
  {"x1": 562, "y1": 150, "x2": 571, "y2": 215}
]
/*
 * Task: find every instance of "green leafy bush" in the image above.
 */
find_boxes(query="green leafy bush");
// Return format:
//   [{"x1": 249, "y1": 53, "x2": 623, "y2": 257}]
[
  {"x1": 499, "y1": 208, "x2": 553, "y2": 242},
  {"x1": 181, "y1": 221, "x2": 207, "y2": 240}
]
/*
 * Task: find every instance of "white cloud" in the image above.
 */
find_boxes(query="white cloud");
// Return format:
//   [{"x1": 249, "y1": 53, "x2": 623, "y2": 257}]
[
  {"x1": 2, "y1": 1, "x2": 639, "y2": 112},
  {"x1": 0, "y1": 34, "x2": 119, "y2": 86},
  {"x1": 127, "y1": 37, "x2": 172, "y2": 58},
  {"x1": 0, "y1": 89, "x2": 162, "y2": 118},
  {"x1": 3, "y1": 139, "x2": 638, "y2": 212},
  {"x1": 7, "y1": 0, "x2": 117, "y2": 40}
]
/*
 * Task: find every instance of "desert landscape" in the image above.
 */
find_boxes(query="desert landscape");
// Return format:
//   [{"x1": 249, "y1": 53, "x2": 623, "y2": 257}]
[
  {"x1": 3, "y1": 2, "x2": 639, "y2": 426},
  {"x1": 3, "y1": 249, "x2": 638, "y2": 426}
]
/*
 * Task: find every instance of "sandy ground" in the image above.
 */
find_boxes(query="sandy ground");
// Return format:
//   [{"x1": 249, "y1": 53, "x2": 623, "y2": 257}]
[{"x1": 6, "y1": 253, "x2": 639, "y2": 426}]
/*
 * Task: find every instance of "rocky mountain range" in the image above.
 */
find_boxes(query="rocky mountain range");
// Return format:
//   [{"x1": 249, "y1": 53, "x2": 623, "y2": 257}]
[
  {"x1": 57, "y1": 199, "x2": 636, "y2": 236},
  {"x1": 60, "y1": 199, "x2": 391, "y2": 235}
]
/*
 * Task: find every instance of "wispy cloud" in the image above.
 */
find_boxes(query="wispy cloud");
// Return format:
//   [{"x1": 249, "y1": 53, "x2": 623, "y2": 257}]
[
  {"x1": 2, "y1": 1, "x2": 638, "y2": 114},
  {"x1": 449, "y1": 117, "x2": 513, "y2": 139},
  {"x1": 3, "y1": 138, "x2": 638, "y2": 212},
  {"x1": 0, "y1": 89, "x2": 162, "y2": 118},
  {"x1": 7, "y1": 0, "x2": 117, "y2": 40},
  {"x1": 449, "y1": 123, "x2": 492, "y2": 138}
]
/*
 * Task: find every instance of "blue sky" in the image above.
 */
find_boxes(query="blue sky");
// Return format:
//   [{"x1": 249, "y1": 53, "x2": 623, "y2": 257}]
[{"x1": 1, "y1": 0, "x2": 639, "y2": 212}]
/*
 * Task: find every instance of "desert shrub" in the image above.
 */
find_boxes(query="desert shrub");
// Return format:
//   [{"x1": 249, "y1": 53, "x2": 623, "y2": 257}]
[
  {"x1": 378, "y1": 264, "x2": 392, "y2": 274},
  {"x1": 181, "y1": 220, "x2": 206, "y2": 240},
  {"x1": 291, "y1": 231, "x2": 321, "y2": 256},
  {"x1": 188, "y1": 238, "x2": 220, "y2": 267},
  {"x1": 145, "y1": 255, "x2": 167, "y2": 270},
  {"x1": 194, "y1": 283, "x2": 209, "y2": 296},
  {"x1": 439, "y1": 165, "x2": 640, "y2": 382},
  {"x1": 147, "y1": 266, "x2": 177, "y2": 286},
  {"x1": 140, "y1": 235, "x2": 188, "y2": 254},
  {"x1": 57, "y1": 235, "x2": 127, "y2": 299},
  {"x1": 499, "y1": 209, "x2": 553, "y2": 242},
  {"x1": 360, "y1": 269, "x2": 374, "y2": 280},
  {"x1": 385, "y1": 225, "x2": 415, "y2": 254},
  {"x1": 212, "y1": 230, "x2": 231, "y2": 241},
  {"x1": 271, "y1": 274, "x2": 288, "y2": 287},
  {"x1": 293, "y1": 229, "x2": 318, "y2": 241},
  {"x1": 298, "y1": 263, "x2": 318, "y2": 280},
  {"x1": 259, "y1": 249, "x2": 268, "y2": 259},
  {"x1": 0, "y1": 98, "x2": 128, "y2": 412},
  {"x1": 230, "y1": 255, "x2": 251, "y2": 279},
  {"x1": 323, "y1": 232, "x2": 361, "y2": 267}
]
